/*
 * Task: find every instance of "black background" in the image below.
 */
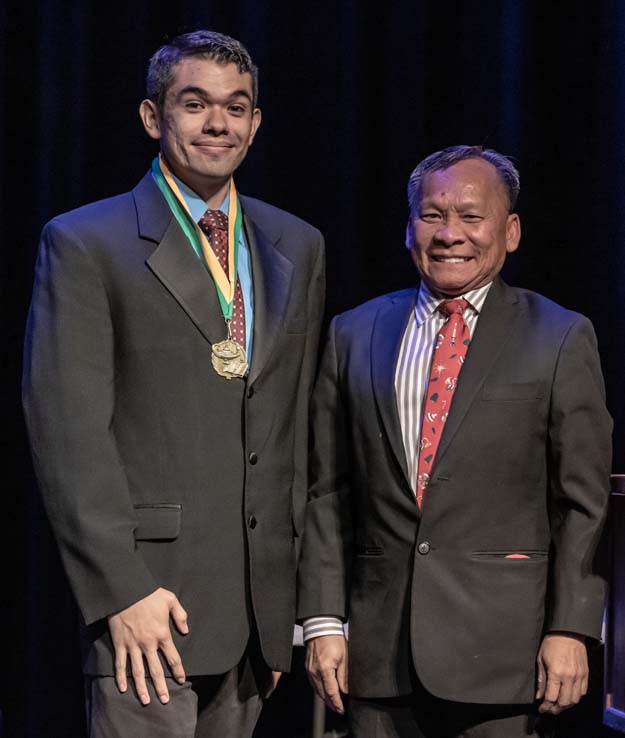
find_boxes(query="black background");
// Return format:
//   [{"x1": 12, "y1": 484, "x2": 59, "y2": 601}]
[{"x1": 2, "y1": 1, "x2": 624, "y2": 736}]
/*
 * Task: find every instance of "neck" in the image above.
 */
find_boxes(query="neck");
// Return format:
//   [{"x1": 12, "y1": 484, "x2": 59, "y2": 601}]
[
  {"x1": 198, "y1": 179, "x2": 230, "y2": 209},
  {"x1": 161, "y1": 156, "x2": 230, "y2": 209}
]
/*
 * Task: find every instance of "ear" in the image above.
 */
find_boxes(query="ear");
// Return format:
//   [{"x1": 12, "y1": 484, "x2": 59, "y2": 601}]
[
  {"x1": 505, "y1": 213, "x2": 521, "y2": 253},
  {"x1": 139, "y1": 99, "x2": 162, "y2": 141},
  {"x1": 247, "y1": 107, "x2": 262, "y2": 146},
  {"x1": 405, "y1": 220, "x2": 414, "y2": 250}
]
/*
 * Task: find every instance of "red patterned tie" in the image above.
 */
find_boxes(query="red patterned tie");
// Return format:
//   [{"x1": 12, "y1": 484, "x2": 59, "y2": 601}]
[
  {"x1": 416, "y1": 298, "x2": 470, "y2": 508},
  {"x1": 198, "y1": 208, "x2": 246, "y2": 348}
]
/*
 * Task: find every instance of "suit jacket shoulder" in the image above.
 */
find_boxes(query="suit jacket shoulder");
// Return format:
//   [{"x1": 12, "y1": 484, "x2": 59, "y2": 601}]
[
  {"x1": 239, "y1": 195, "x2": 323, "y2": 246},
  {"x1": 46, "y1": 190, "x2": 136, "y2": 239},
  {"x1": 332, "y1": 287, "x2": 416, "y2": 335},
  {"x1": 505, "y1": 283, "x2": 584, "y2": 324}
]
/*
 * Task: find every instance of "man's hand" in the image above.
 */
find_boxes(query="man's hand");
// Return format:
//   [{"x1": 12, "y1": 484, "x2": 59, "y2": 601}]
[
  {"x1": 536, "y1": 632, "x2": 588, "y2": 714},
  {"x1": 305, "y1": 635, "x2": 348, "y2": 714},
  {"x1": 264, "y1": 671, "x2": 282, "y2": 699},
  {"x1": 107, "y1": 587, "x2": 189, "y2": 706}
]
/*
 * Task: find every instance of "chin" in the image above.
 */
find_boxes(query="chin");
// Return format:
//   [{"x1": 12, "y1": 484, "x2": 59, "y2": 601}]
[{"x1": 426, "y1": 280, "x2": 469, "y2": 296}]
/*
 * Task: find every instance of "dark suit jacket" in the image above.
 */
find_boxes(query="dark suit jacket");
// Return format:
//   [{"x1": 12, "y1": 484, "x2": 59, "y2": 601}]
[
  {"x1": 297, "y1": 277, "x2": 611, "y2": 704},
  {"x1": 23, "y1": 172, "x2": 325, "y2": 676}
]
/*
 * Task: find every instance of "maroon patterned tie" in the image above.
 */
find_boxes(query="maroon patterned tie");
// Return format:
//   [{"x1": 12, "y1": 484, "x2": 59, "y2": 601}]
[
  {"x1": 415, "y1": 298, "x2": 470, "y2": 508},
  {"x1": 198, "y1": 208, "x2": 246, "y2": 349}
]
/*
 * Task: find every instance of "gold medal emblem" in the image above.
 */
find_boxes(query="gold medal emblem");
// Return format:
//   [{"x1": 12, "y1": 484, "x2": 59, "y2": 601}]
[{"x1": 212, "y1": 339, "x2": 248, "y2": 379}]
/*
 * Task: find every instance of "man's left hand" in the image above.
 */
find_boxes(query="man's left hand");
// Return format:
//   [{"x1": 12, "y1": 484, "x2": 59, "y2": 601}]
[
  {"x1": 264, "y1": 671, "x2": 282, "y2": 699},
  {"x1": 536, "y1": 632, "x2": 588, "y2": 714}
]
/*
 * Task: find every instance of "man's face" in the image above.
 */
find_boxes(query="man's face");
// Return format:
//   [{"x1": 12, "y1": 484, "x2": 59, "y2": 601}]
[
  {"x1": 140, "y1": 58, "x2": 261, "y2": 198},
  {"x1": 409, "y1": 158, "x2": 521, "y2": 296}
]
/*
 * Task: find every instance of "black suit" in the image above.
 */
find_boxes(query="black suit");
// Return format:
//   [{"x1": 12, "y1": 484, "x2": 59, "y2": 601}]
[
  {"x1": 23, "y1": 172, "x2": 325, "y2": 677},
  {"x1": 298, "y1": 278, "x2": 610, "y2": 705}
]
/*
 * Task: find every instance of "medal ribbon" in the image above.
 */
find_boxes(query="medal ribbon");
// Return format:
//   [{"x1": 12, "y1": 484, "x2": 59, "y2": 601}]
[{"x1": 151, "y1": 156, "x2": 242, "y2": 321}]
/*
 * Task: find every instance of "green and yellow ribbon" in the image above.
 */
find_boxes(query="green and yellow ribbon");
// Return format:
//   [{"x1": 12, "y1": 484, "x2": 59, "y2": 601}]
[{"x1": 151, "y1": 155, "x2": 243, "y2": 322}]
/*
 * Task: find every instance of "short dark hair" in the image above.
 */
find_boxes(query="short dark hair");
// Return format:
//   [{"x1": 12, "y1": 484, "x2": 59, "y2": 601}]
[
  {"x1": 146, "y1": 30, "x2": 259, "y2": 108},
  {"x1": 407, "y1": 145, "x2": 520, "y2": 217}
]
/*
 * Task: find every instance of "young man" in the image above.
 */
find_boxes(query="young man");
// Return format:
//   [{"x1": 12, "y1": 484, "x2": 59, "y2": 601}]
[{"x1": 23, "y1": 30, "x2": 324, "y2": 738}]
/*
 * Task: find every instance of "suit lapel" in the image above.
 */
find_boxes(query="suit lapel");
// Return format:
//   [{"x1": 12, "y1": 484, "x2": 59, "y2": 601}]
[
  {"x1": 136, "y1": 174, "x2": 225, "y2": 346},
  {"x1": 242, "y1": 197, "x2": 293, "y2": 384},
  {"x1": 371, "y1": 291, "x2": 416, "y2": 488},
  {"x1": 432, "y1": 277, "x2": 523, "y2": 470}
]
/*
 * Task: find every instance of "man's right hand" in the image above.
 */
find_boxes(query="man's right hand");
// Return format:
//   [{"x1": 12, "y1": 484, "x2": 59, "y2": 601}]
[
  {"x1": 305, "y1": 634, "x2": 348, "y2": 714},
  {"x1": 107, "y1": 587, "x2": 189, "y2": 705}
]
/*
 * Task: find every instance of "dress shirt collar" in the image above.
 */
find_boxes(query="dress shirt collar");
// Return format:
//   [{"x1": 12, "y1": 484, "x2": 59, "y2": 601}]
[{"x1": 414, "y1": 281, "x2": 493, "y2": 328}]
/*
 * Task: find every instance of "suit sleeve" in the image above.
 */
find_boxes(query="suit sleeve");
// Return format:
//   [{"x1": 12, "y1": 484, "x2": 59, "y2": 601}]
[
  {"x1": 291, "y1": 231, "x2": 325, "y2": 543},
  {"x1": 297, "y1": 316, "x2": 353, "y2": 620},
  {"x1": 546, "y1": 315, "x2": 612, "y2": 639},
  {"x1": 22, "y1": 219, "x2": 158, "y2": 625}
]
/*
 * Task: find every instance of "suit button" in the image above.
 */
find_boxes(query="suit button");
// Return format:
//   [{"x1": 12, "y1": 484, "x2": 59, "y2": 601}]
[
  {"x1": 418, "y1": 542, "x2": 430, "y2": 555},
  {"x1": 249, "y1": 452, "x2": 258, "y2": 465},
  {"x1": 247, "y1": 386, "x2": 255, "y2": 399},
  {"x1": 248, "y1": 515, "x2": 257, "y2": 529}
]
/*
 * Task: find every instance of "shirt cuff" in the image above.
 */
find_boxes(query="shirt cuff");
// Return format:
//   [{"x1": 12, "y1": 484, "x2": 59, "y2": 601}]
[{"x1": 303, "y1": 616, "x2": 346, "y2": 641}]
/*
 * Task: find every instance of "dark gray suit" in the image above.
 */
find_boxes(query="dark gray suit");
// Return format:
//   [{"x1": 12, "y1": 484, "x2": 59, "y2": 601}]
[
  {"x1": 23, "y1": 172, "x2": 325, "y2": 678},
  {"x1": 298, "y1": 278, "x2": 610, "y2": 704}
]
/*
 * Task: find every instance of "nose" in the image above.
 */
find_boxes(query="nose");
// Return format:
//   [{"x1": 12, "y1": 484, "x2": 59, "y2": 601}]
[
  {"x1": 433, "y1": 219, "x2": 465, "y2": 247},
  {"x1": 203, "y1": 106, "x2": 228, "y2": 134}
]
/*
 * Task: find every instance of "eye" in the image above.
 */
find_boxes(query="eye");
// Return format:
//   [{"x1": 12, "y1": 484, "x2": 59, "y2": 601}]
[
  {"x1": 420, "y1": 212, "x2": 442, "y2": 223},
  {"x1": 184, "y1": 100, "x2": 204, "y2": 111},
  {"x1": 228, "y1": 104, "x2": 247, "y2": 115},
  {"x1": 462, "y1": 214, "x2": 483, "y2": 222}
]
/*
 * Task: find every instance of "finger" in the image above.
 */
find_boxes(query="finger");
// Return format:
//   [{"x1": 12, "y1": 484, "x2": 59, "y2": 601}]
[
  {"x1": 553, "y1": 679, "x2": 574, "y2": 713},
  {"x1": 306, "y1": 668, "x2": 326, "y2": 702},
  {"x1": 307, "y1": 667, "x2": 331, "y2": 706},
  {"x1": 170, "y1": 598, "x2": 189, "y2": 635},
  {"x1": 161, "y1": 640, "x2": 186, "y2": 684},
  {"x1": 543, "y1": 674, "x2": 561, "y2": 705},
  {"x1": 146, "y1": 651, "x2": 169, "y2": 704},
  {"x1": 264, "y1": 671, "x2": 281, "y2": 699},
  {"x1": 538, "y1": 675, "x2": 562, "y2": 714},
  {"x1": 536, "y1": 659, "x2": 547, "y2": 699},
  {"x1": 567, "y1": 676, "x2": 584, "y2": 707},
  {"x1": 320, "y1": 670, "x2": 344, "y2": 714},
  {"x1": 580, "y1": 673, "x2": 589, "y2": 697},
  {"x1": 114, "y1": 646, "x2": 128, "y2": 693},
  {"x1": 129, "y1": 648, "x2": 150, "y2": 705},
  {"x1": 337, "y1": 659, "x2": 348, "y2": 694}
]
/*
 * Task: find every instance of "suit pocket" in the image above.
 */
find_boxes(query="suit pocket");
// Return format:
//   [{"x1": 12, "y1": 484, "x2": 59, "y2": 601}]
[
  {"x1": 471, "y1": 549, "x2": 548, "y2": 560},
  {"x1": 133, "y1": 503, "x2": 182, "y2": 541},
  {"x1": 482, "y1": 381, "x2": 544, "y2": 402},
  {"x1": 356, "y1": 546, "x2": 385, "y2": 557}
]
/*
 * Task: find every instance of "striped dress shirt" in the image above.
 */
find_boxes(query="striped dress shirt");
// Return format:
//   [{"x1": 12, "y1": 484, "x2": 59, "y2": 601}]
[{"x1": 303, "y1": 281, "x2": 493, "y2": 642}]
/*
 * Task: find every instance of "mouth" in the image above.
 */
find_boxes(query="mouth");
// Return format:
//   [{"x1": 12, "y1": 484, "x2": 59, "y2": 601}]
[
  {"x1": 194, "y1": 142, "x2": 234, "y2": 150},
  {"x1": 430, "y1": 256, "x2": 472, "y2": 263}
]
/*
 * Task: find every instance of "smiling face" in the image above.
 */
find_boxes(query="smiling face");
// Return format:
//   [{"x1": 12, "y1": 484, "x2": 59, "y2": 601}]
[
  {"x1": 140, "y1": 57, "x2": 261, "y2": 206},
  {"x1": 409, "y1": 158, "x2": 521, "y2": 296}
]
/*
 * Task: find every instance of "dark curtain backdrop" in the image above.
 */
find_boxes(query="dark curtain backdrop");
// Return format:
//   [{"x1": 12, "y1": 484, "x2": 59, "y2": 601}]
[{"x1": 2, "y1": 1, "x2": 625, "y2": 736}]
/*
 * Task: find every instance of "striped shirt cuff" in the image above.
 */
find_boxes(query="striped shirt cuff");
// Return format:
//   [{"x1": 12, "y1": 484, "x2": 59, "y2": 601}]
[{"x1": 303, "y1": 616, "x2": 346, "y2": 641}]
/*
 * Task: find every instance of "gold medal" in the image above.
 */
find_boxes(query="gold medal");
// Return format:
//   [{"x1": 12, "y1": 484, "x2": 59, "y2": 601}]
[{"x1": 212, "y1": 338, "x2": 248, "y2": 379}]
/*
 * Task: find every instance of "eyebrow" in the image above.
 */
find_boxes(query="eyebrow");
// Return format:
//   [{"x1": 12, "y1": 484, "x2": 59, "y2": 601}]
[
  {"x1": 420, "y1": 196, "x2": 483, "y2": 208},
  {"x1": 175, "y1": 86, "x2": 253, "y2": 104}
]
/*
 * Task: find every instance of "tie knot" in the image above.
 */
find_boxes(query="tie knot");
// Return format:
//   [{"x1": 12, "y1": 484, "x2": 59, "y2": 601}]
[
  {"x1": 198, "y1": 208, "x2": 228, "y2": 234},
  {"x1": 438, "y1": 298, "x2": 468, "y2": 317}
]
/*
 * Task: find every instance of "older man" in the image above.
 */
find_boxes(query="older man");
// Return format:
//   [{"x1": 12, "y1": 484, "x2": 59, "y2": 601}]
[
  {"x1": 298, "y1": 145, "x2": 610, "y2": 738},
  {"x1": 23, "y1": 30, "x2": 324, "y2": 738}
]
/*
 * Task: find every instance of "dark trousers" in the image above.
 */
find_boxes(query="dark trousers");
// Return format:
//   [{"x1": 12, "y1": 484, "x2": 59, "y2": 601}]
[
  {"x1": 349, "y1": 681, "x2": 555, "y2": 738},
  {"x1": 86, "y1": 634, "x2": 269, "y2": 738}
]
